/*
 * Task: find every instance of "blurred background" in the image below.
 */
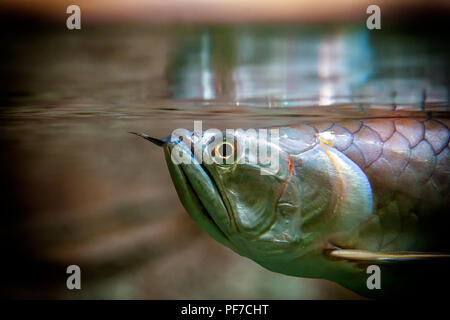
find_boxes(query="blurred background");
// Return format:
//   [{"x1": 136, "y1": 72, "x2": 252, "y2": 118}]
[{"x1": 0, "y1": 1, "x2": 448, "y2": 299}]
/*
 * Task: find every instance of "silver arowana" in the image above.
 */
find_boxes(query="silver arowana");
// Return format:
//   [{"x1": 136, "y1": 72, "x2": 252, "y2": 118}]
[{"x1": 134, "y1": 118, "x2": 450, "y2": 297}]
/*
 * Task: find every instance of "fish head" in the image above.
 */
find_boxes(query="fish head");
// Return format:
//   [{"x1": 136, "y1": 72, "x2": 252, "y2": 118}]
[
  {"x1": 133, "y1": 127, "x2": 374, "y2": 279},
  {"x1": 163, "y1": 128, "x2": 296, "y2": 257}
]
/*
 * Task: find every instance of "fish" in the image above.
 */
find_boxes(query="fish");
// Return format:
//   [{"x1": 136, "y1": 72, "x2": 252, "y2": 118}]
[{"x1": 132, "y1": 118, "x2": 450, "y2": 298}]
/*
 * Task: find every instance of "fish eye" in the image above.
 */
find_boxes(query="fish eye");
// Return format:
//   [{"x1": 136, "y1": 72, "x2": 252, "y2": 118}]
[{"x1": 214, "y1": 141, "x2": 235, "y2": 160}]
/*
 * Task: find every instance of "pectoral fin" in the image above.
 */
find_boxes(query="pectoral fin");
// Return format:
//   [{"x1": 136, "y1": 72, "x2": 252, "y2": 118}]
[{"x1": 327, "y1": 248, "x2": 450, "y2": 263}]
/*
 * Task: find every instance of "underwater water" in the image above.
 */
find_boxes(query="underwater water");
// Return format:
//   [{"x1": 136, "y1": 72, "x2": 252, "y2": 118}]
[{"x1": 0, "y1": 24, "x2": 448, "y2": 299}]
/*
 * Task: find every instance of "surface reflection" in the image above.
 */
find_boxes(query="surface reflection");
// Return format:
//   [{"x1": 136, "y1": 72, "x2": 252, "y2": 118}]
[{"x1": 169, "y1": 26, "x2": 448, "y2": 108}]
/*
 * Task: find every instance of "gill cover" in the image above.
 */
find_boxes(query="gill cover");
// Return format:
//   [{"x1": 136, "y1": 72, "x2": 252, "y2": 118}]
[
  {"x1": 244, "y1": 139, "x2": 375, "y2": 276},
  {"x1": 296, "y1": 141, "x2": 374, "y2": 248},
  {"x1": 188, "y1": 130, "x2": 375, "y2": 264},
  {"x1": 265, "y1": 139, "x2": 374, "y2": 260}
]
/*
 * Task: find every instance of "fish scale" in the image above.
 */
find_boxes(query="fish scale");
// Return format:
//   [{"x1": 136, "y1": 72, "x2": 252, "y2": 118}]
[
  {"x1": 287, "y1": 118, "x2": 449, "y2": 252},
  {"x1": 299, "y1": 119, "x2": 449, "y2": 197}
]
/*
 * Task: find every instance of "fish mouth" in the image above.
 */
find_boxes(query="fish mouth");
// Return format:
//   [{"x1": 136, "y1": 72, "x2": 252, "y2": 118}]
[
  {"x1": 179, "y1": 165, "x2": 224, "y2": 230},
  {"x1": 163, "y1": 143, "x2": 236, "y2": 250}
]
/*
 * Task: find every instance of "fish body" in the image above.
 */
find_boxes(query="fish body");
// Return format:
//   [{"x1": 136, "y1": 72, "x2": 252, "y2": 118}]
[
  {"x1": 281, "y1": 119, "x2": 449, "y2": 253},
  {"x1": 136, "y1": 117, "x2": 449, "y2": 297}
]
